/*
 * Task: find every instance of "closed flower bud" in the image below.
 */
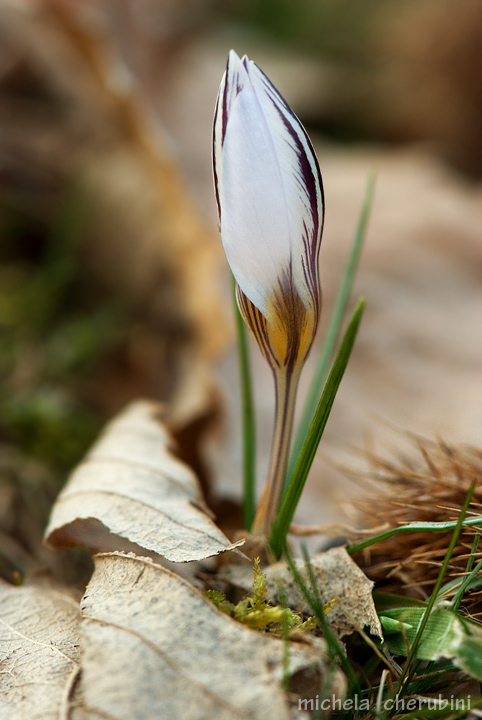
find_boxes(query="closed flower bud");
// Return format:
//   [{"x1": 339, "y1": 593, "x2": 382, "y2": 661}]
[
  {"x1": 213, "y1": 50, "x2": 325, "y2": 536},
  {"x1": 213, "y1": 49, "x2": 324, "y2": 374}
]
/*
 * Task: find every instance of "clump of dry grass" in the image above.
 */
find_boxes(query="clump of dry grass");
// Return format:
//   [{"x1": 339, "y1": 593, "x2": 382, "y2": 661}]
[{"x1": 352, "y1": 436, "x2": 482, "y2": 617}]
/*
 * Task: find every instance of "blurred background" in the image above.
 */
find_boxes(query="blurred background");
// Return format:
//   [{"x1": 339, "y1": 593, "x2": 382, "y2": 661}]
[{"x1": 1, "y1": 0, "x2": 482, "y2": 578}]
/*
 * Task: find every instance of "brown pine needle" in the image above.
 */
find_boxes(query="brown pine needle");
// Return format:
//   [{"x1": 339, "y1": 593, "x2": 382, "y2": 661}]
[{"x1": 349, "y1": 435, "x2": 482, "y2": 617}]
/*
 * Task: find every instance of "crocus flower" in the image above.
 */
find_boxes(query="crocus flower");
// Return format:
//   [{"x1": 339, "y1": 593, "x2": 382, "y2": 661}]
[{"x1": 213, "y1": 50, "x2": 324, "y2": 536}]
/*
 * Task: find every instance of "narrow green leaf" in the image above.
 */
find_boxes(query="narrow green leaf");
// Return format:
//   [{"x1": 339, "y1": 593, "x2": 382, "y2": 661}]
[
  {"x1": 450, "y1": 532, "x2": 481, "y2": 612},
  {"x1": 283, "y1": 544, "x2": 360, "y2": 692},
  {"x1": 437, "y1": 573, "x2": 482, "y2": 602},
  {"x1": 465, "y1": 532, "x2": 480, "y2": 576},
  {"x1": 395, "y1": 482, "x2": 476, "y2": 693},
  {"x1": 285, "y1": 171, "x2": 375, "y2": 494},
  {"x1": 380, "y1": 615, "x2": 413, "y2": 635},
  {"x1": 348, "y1": 515, "x2": 482, "y2": 556},
  {"x1": 270, "y1": 298, "x2": 365, "y2": 558},
  {"x1": 232, "y1": 275, "x2": 256, "y2": 530},
  {"x1": 450, "y1": 557, "x2": 482, "y2": 613}
]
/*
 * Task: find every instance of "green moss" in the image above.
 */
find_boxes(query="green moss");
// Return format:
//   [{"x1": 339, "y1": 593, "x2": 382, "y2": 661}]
[{"x1": 206, "y1": 557, "x2": 318, "y2": 634}]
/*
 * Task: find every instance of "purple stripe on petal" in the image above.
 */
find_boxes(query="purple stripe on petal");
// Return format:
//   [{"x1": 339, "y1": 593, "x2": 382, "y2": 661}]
[
  {"x1": 221, "y1": 54, "x2": 230, "y2": 147},
  {"x1": 252, "y1": 61, "x2": 324, "y2": 242},
  {"x1": 264, "y1": 87, "x2": 323, "y2": 313},
  {"x1": 212, "y1": 102, "x2": 221, "y2": 218},
  {"x1": 213, "y1": 50, "x2": 324, "y2": 371}
]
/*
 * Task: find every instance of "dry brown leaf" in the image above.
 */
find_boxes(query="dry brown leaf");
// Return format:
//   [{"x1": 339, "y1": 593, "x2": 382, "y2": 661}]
[
  {"x1": 45, "y1": 402, "x2": 243, "y2": 562},
  {"x1": 79, "y1": 552, "x2": 342, "y2": 719},
  {"x1": 0, "y1": 1, "x2": 230, "y2": 423},
  {"x1": 224, "y1": 547, "x2": 381, "y2": 640},
  {"x1": 266, "y1": 548, "x2": 382, "y2": 639},
  {"x1": 0, "y1": 579, "x2": 80, "y2": 720}
]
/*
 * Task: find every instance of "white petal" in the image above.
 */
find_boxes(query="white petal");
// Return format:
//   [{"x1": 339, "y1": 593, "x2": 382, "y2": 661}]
[
  {"x1": 213, "y1": 50, "x2": 245, "y2": 219},
  {"x1": 213, "y1": 51, "x2": 323, "y2": 319},
  {"x1": 220, "y1": 74, "x2": 293, "y2": 315},
  {"x1": 247, "y1": 59, "x2": 323, "y2": 313}
]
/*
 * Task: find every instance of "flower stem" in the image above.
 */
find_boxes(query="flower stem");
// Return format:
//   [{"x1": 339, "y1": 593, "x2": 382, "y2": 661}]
[
  {"x1": 251, "y1": 366, "x2": 300, "y2": 537},
  {"x1": 232, "y1": 276, "x2": 256, "y2": 530}
]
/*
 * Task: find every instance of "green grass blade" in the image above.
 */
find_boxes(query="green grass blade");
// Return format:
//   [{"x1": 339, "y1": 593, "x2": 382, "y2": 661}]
[
  {"x1": 450, "y1": 554, "x2": 482, "y2": 613},
  {"x1": 449, "y1": 531, "x2": 481, "y2": 612},
  {"x1": 270, "y1": 298, "x2": 365, "y2": 558},
  {"x1": 436, "y1": 533, "x2": 482, "y2": 610},
  {"x1": 232, "y1": 276, "x2": 256, "y2": 530},
  {"x1": 283, "y1": 544, "x2": 360, "y2": 693},
  {"x1": 464, "y1": 532, "x2": 480, "y2": 577},
  {"x1": 285, "y1": 171, "x2": 375, "y2": 494},
  {"x1": 347, "y1": 515, "x2": 482, "y2": 556},
  {"x1": 437, "y1": 572, "x2": 482, "y2": 603},
  {"x1": 395, "y1": 482, "x2": 476, "y2": 694}
]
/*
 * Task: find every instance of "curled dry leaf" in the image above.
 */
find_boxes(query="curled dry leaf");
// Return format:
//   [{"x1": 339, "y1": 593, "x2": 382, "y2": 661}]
[
  {"x1": 0, "y1": 1, "x2": 230, "y2": 424},
  {"x1": 266, "y1": 548, "x2": 382, "y2": 639},
  {"x1": 79, "y1": 552, "x2": 342, "y2": 720},
  {"x1": 0, "y1": 579, "x2": 80, "y2": 720},
  {"x1": 224, "y1": 547, "x2": 382, "y2": 640},
  {"x1": 45, "y1": 402, "x2": 243, "y2": 563}
]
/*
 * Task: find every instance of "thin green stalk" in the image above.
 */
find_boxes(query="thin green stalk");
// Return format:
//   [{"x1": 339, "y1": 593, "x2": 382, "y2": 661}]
[
  {"x1": 232, "y1": 276, "x2": 256, "y2": 530},
  {"x1": 285, "y1": 171, "x2": 375, "y2": 494},
  {"x1": 270, "y1": 298, "x2": 365, "y2": 558},
  {"x1": 284, "y1": 544, "x2": 360, "y2": 693},
  {"x1": 395, "y1": 482, "x2": 476, "y2": 695},
  {"x1": 450, "y1": 535, "x2": 482, "y2": 613},
  {"x1": 464, "y1": 532, "x2": 480, "y2": 577},
  {"x1": 251, "y1": 366, "x2": 300, "y2": 536},
  {"x1": 347, "y1": 514, "x2": 482, "y2": 556}
]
